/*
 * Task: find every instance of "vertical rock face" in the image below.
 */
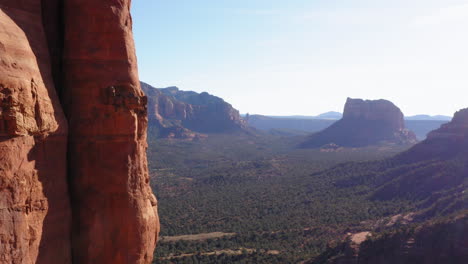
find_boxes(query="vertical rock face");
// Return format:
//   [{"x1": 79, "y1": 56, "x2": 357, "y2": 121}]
[
  {"x1": 301, "y1": 98, "x2": 417, "y2": 148},
  {"x1": 343, "y1": 98, "x2": 405, "y2": 130},
  {"x1": 63, "y1": 1, "x2": 159, "y2": 263},
  {"x1": 0, "y1": 1, "x2": 71, "y2": 264},
  {"x1": 0, "y1": 1, "x2": 158, "y2": 263}
]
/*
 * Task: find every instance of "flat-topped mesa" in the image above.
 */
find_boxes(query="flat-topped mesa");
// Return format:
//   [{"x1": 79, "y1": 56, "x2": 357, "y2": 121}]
[
  {"x1": 427, "y1": 108, "x2": 468, "y2": 141},
  {"x1": 301, "y1": 98, "x2": 417, "y2": 148},
  {"x1": 343, "y1": 98, "x2": 405, "y2": 129}
]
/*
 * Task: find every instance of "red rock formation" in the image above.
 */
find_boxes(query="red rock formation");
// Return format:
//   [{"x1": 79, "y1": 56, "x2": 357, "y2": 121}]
[
  {"x1": 343, "y1": 98, "x2": 406, "y2": 130},
  {"x1": 0, "y1": 1, "x2": 158, "y2": 263},
  {"x1": 0, "y1": 1, "x2": 71, "y2": 263},
  {"x1": 63, "y1": 1, "x2": 159, "y2": 263},
  {"x1": 301, "y1": 98, "x2": 417, "y2": 148},
  {"x1": 142, "y1": 83, "x2": 203, "y2": 139},
  {"x1": 141, "y1": 82, "x2": 247, "y2": 139},
  {"x1": 306, "y1": 109, "x2": 468, "y2": 264}
]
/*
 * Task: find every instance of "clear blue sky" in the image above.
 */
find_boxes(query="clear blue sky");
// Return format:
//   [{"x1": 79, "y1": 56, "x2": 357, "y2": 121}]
[{"x1": 132, "y1": 0, "x2": 468, "y2": 116}]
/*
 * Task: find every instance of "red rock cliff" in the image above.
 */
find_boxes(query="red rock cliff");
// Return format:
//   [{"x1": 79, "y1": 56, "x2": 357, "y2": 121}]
[
  {"x1": 343, "y1": 98, "x2": 405, "y2": 130},
  {"x1": 0, "y1": 1, "x2": 159, "y2": 263},
  {"x1": 0, "y1": 1, "x2": 71, "y2": 263},
  {"x1": 62, "y1": 0, "x2": 159, "y2": 263}
]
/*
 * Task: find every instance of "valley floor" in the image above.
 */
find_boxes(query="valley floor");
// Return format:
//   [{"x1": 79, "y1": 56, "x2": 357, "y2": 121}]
[{"x1": 148, "y1": 133, "x2": 420, "y2": 263}]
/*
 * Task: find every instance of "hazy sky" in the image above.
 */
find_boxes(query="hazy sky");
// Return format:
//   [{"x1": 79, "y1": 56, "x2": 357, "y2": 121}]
[{"x1": 132, "y1": 0, "x2": 468, "y2": 116}]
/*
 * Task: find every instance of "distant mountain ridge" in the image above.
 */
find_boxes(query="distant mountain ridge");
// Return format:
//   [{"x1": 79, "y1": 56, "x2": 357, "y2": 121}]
[
  {"x1": 248, "y1": 115, "x2": 446, "y2": 140},
  {"x1": 141, "y1": 82, "x2": 247, "y2": 138},
  {"x1": 300, "y1": 98, "x2": 418, "y2": 148},
  {"x1": 263, "y1": 111, "x2": 343, "y2": 120},
  {"x1": 406, "y1": 114, "x2": 452, "y2": 121},
  {"x1": 316, "y1": 111, "x2": 343, "y2": 119},
  {"x1": 252, "y1": 113, "x2": 451, "y2": 121}
]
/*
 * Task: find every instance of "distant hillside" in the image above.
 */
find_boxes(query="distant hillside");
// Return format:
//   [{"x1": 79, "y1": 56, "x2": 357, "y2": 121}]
[
  {"x1": 310, "y1": 214, "x2": 468, "y2": 264},
  {"x1": 316, "y1": 111, "x2": 343, "y2": 119},
  {"x1": 247, "y1": 115, "x2": 336, "y2": 135},
  {"x1": 248, "y1": 115, "x2": 446, "y2": 140},
  {"x1": 255, "y1": 111, "x2": 343, "y2": 120},
  {"x1": 141, "y1": 82, "x2": 247, "y2": 138},
  {"x1": 405, "y1": 120, "x2": 448, "y2": 140},
  {"x1": 406, "y1": 114, "x2": 452, "y2": 121},
  {"x1": 301, "y1": 98, "x2": 417, "y2": 148},
  {"x1": 308, "y1": 108, "x2": 468, "y2": 263}
]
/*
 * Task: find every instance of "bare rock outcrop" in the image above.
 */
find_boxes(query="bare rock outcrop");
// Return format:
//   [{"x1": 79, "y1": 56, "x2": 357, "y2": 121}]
[
  {"x1": 301, "y1": 98, "x2": 417, "y2": 148},
  {"x1": 63, "y1": 1, "x2": 159, "y2": 263},
  {"x1": 0, "y1": 2, "x2": 71, "y2": 263},
  {"x1": 0, "y1": 1, "x2": 158, "y2": 263}
]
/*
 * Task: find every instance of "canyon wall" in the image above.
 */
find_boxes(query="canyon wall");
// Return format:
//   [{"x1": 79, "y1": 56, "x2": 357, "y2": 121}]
[{"x1": 0, "y1": 1, "x2": 158, "y2": 263}]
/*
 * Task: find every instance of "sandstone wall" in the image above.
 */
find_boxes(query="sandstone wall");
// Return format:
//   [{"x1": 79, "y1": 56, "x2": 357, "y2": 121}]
[
  {"x1": 0, "y1": 1, "x2": 71, "y2": 263},
  {"x1": 0, "y1": 1, "x2": 159, "y2": 263},
  {"x1": 62, "y1": 1, "x2": 159, "y2": 263}
]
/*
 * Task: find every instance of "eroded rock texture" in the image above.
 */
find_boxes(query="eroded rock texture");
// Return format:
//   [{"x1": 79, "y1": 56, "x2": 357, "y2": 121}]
[
  {"x1": 0, "y1": 1, "x2": 158, "y2": 263},
  {"x1": 0, "y1": 1, "x2": 71, "y2": 264},
  {"x1": 63, "y1": 1, "x2": 159, "y2": 263}
]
